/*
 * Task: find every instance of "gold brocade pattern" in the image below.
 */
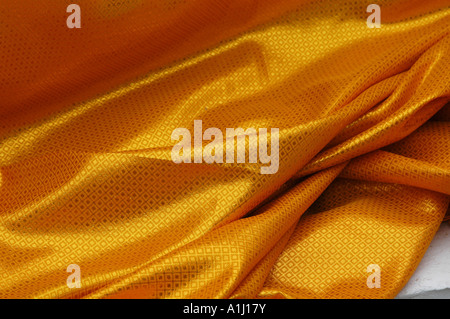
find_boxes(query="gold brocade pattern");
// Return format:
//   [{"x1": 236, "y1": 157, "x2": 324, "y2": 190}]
[{"x1": 0, "y1": 0, "x2": 449, "y2": 299}]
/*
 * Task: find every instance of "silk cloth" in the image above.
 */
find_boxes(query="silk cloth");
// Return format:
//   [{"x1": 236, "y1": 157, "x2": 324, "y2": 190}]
[{"x1": 0, "y1": 0, "x2": 449, "y2": 299}]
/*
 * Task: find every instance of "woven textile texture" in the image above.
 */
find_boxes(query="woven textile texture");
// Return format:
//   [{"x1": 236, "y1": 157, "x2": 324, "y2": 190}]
[{"x1": 0, "y1": 0, "x2": 449, "y2": 298}]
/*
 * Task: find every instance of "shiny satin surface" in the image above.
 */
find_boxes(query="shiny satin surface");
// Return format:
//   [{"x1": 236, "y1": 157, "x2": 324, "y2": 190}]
[{"x1": 0, "y1": 0, "x2": 449, "y2": 299}]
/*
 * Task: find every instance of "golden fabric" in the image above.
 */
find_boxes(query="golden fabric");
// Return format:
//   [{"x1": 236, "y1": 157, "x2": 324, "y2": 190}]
[{"x1": 0, "y1": 0, "x2": 449, "y2": 299}]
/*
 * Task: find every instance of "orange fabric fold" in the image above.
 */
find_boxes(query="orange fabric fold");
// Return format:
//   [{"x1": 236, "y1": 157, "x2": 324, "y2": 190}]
[{"x1": 0, "y1": 0, "x2": 449, "y2": 299}]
